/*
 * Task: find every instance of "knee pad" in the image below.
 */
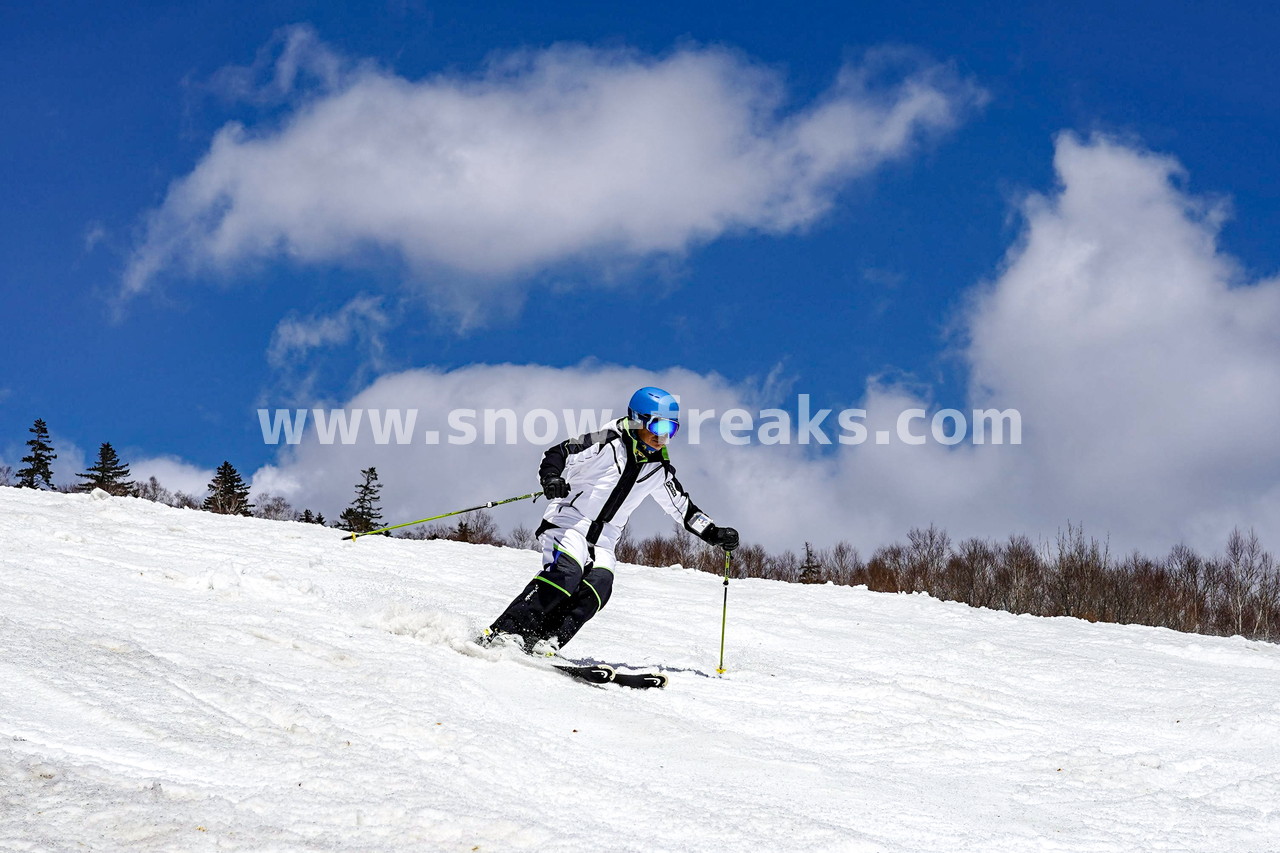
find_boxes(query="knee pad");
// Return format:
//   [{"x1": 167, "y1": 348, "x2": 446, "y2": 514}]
[
  {"x1": 537, "y1": 549, "x2": 584, "y2": 595},
  {"x1": 579, "y1": 567, "x2": 614, "y2": 613}
]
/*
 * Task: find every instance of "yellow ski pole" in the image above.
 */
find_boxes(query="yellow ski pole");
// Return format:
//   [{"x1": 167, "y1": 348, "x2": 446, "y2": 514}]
[
  {"x1": 344, "y1": 491, "x2": 542, "y2": 541},
  {"x1": 717, "y1": 549, "x2": 731, "y2": 674}
]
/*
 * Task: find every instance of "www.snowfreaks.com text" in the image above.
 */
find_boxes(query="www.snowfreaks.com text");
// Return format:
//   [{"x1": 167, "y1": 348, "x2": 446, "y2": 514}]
[{"x1": 257, "y1": 397, "x2": 1021, "y2": 447}]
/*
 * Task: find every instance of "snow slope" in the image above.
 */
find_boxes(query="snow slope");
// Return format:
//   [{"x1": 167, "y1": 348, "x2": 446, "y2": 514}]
[{"x1": 3, "y1": 488, "x2": 1279, "y2": 853}]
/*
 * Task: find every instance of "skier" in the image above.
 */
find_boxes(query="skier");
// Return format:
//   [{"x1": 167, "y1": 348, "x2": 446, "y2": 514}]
[{"x1": 483, "y1": 387, "x2": 739, "y2": 655}]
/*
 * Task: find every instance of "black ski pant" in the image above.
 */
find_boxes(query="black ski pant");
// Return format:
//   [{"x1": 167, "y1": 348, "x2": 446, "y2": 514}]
[{"x1": 489, "y1": 548, "x2": 614, "y2": 649}]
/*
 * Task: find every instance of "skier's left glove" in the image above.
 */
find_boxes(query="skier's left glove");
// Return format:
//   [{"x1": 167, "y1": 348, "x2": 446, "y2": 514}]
[{"x1": 704, "y1": 525, "x2": 740, "y2": 552}]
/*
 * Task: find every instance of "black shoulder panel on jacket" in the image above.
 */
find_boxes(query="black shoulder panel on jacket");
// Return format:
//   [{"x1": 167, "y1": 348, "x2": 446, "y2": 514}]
[{"x1": 539, "y1": 426, "x2": 618, "y2": 480}]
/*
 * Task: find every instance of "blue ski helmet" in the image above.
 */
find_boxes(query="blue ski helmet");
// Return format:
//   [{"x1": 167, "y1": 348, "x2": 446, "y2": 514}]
[{"x1": 628, "y1": 387, "x2": 680, "y2": 438}]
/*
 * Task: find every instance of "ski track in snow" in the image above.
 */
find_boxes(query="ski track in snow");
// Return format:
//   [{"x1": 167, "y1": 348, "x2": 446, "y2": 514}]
[{"x1": 2, "y1": 488, "x2": 1279, "y2": 852}]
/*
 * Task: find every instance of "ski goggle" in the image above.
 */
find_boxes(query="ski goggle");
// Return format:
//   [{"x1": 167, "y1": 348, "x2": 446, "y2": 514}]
[{"x1": 635, "y1": 413, "x2": 680, "y2": 439}]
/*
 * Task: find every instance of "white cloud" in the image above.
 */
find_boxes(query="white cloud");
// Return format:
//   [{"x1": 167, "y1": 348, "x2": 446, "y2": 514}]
[
  {"x1": 206, "y1": 24, "x2": 346, "y2": 106},
  {"x1": 123, "y1": 31, "x2": 982, "y2": 320},
  {"x1": 83, "y1": 222, "x2": 107, "y2": 253},
  {"x1": 246, "y1": 363, "x2": 1017, "y2": 552},
  {"x1": 131, "y1": 456, "x2": 214, "y2": 497},
  {"x1": 249, "y1": 134, "x2": 1280, "y2": 556},
  {"x1": 250, "y1": 364, "x2": 748, "y2": 534},
  {"x1": 963, "y1": 133, "x2": 1280, "y2": 550},
  {"x1": 51, "y1": 437, "x2": 87, "y2": 492},
  {"x1": 268, "y1": 294, "x2": 390, "y2": 368}
]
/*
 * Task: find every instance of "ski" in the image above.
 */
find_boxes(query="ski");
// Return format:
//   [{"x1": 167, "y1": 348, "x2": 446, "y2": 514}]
[
  {"x1": 611, "y1": 671, "x2": 668, "y2": 689},
  {"x1": 553, "y1": 662, "x2": 667, "y2": 689},
  {"x1": 553, "y1": 663, "x2": 615, "y2": 684},
  {"x1": 466, "y1": 634, "x2": 668, "y2": 689}
]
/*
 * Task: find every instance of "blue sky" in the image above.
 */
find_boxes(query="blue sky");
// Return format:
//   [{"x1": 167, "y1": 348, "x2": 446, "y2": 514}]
[{"x1": 3, "y1": 1, "x2": 1279, "y2": 552}]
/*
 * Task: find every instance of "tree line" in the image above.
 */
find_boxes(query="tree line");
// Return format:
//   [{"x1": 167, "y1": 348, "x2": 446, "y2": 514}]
[
  {"x1": 396, "y1": 507, "x2": 1280, "y2": 643},
  {"x1": 7, "y1": 418, "x2": 1278, "y2": 643},
  {"x1": 1, "y1": 417, "x2": 379, "y2": 529},
  {"x1": 610, "y1": 521, "x2": 1280, "y2": 644}
]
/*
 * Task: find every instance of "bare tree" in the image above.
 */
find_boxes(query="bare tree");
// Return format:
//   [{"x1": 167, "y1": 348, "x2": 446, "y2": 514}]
[
  {"x1": 906, "y1": 525, "x2": 951, "y2": 592},
  {"x1": 639, "y1": 533, "x2": 678, "y2": 568},
  {"x1": 451, "y1": 510, "x2": 502, "y2": 545},
  {"x1": 136, "y1": 476, "x2": 172, "y2": 504},
  {"x1": 507, "y1": 523, "x2": 538, "y2": 551},
  {"x1": 945, "y1": 538, "x2": 997, "y2": 608},
  {"x1": 766, "y1": 549, "x2": 801, "y2": 583},
  {"x1": 1257, "y1": 558, "x2": 1280, "y2": 642},
  {"x1": 863, "y1": 543, "x2": 911, "y2": 593},
  {"x1": 253, "y1": 493, "x2": 299, "y2": 521},
  {"x1": 170, "y1": 491, "x2": 203, "y2": 510},
  {"x1": 824, "y1": 540, "x2": 863, "y2": 586},
  {"x1": 688, "y1": 538, "x2": 721, "y2": 572},
  {"x1": 731, "y1": 543, "x2": 768, "y2": 579},
  {"x1": 614, "y1": 526, "x2": 639, "y2": 564},
  {"x1": 1049, "y1": 524, "x2": 1110, "y2": 619},
  {"x1": 670, "y1": 526, "x2": 696, "y2": 567},
  {"x1": 1169, "y1": 543, "x2": 1211, "y2": 633},
  {"x1": 1224, "y1": 528, "x2": 1266, "y2": 636},
  {"x1": 994, "y1": 535, "x2": 1042, "y2": 614},
  {"x1": 1245, "y1": 538, "x2": 1277, "y2": 640}
]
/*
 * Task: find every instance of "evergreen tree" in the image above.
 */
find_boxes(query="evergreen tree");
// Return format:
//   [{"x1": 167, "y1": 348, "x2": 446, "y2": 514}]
[
  {"x1": 77, "y1": 442, "x2": 135, "y2": 496},
  {"x1": 298, "y1": 509, "x2": 327, "y2": 525},
  {"x1": 16, "y1": 419, "x2": 57, "y2": 489},
  {"x1": 799, "y1": 542, "x2": 823, "y2": 584},
  {"x1": 202, "y1": 461, "x2": 253, "y2": 516},
  {"x1": 339, "y1": 467, "x2": 384, "y2": 534}
]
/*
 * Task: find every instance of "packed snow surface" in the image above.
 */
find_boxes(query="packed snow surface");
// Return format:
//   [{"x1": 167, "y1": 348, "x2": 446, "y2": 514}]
[{"x1": 3, "y1": 488, "x2": 1280, "y2": 852}]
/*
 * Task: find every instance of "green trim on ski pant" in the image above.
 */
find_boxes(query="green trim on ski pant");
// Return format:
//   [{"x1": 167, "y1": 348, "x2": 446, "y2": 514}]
[
  {"x1": 534, "y1": 575, "x2": 573, "y2": 597},
  {"x1": 553, "y1": 547, "x2": 583, "y2": 568},
  {"x1": 582, "y1": 578, "x2": 603, "y2": 612}
]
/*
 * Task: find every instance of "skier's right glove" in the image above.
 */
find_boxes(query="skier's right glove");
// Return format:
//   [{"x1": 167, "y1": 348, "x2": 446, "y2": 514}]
[
  {"x1": 705, "y1": 525, "x2": 740, "y2": 552},
  {"x1": 541, "y1": 475, "x2": 571, "y2": 500}
]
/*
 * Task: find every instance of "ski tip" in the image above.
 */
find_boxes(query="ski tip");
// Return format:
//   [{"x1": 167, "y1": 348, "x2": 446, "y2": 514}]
[{"x1": 554, "y1": 663, "x2": 615, "y2": 684}]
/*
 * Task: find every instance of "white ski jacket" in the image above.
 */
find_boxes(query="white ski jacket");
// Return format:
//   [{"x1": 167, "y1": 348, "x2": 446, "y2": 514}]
[{"x1": 538, "y1": 418, "x2": 715, "y2": 555}]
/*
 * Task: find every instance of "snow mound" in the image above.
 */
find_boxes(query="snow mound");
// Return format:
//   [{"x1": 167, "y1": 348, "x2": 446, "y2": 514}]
[{"x1": 2, "y1": 487, "x2": 1280, "y2": 852}]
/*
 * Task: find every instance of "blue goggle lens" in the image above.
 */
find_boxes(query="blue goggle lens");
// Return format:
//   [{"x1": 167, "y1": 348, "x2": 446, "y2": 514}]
[{"x1": 645, "y1": 416, "x2": 679, "y2": 438}]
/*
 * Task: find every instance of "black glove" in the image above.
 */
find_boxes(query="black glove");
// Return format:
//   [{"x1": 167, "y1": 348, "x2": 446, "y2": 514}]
[
  {"x1": 541, "y1": 476, "x2": 570, "y2": 500},
  {"x1": 705, "y1": 525, "x2": 739, "y2": 552}
]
